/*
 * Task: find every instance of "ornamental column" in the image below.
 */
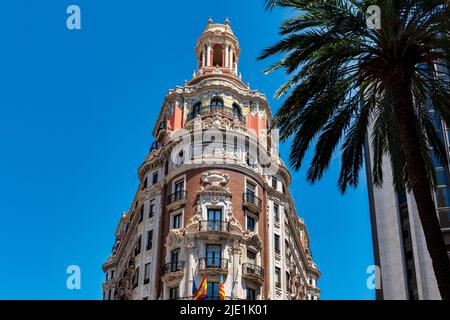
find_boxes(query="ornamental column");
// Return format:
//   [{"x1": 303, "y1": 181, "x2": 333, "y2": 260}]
[
  {"x1": 202, "y1": 48, "x2": 206, "y2": 69},
  {"x1": 207, "y1": 45, "x2": 211, "y2": 67},
  {"x1": 225, "y1": 45, "x2": 229, "y2": 68}
]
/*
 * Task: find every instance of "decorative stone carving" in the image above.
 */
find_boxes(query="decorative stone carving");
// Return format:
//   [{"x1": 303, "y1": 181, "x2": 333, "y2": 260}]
[
  {"x1": 243, "y1": 231, "x2": 262, "y2": 252},
  {"x1": 201, "y1": 171, "x2": 230, "y2": 188},
  {"x1": 185, "y1": 201, "x2": 202, "y2": 232},
  {"x1": 165, "y1": 229, "x2": 185, "y2": 251}
]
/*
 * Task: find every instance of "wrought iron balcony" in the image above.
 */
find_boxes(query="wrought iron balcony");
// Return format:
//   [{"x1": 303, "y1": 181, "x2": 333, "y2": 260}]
[
  {"x1": 161, "y1": 261, "x2": 185, "y2": 277},
  {"x1": 198, "y1": 257, "x2": 229, "y2": 273},
  {"x1": 167, "y1": 190, "x2": 187, "y2": 204},
  {"x1": 242, "y1": 263, "x2": 264, "y2": 283},
  {"x1": 198, "y1": 220, "x2": 230, "y2": 232},
  {"x1": 243, "y1": 193, "x2": 262, "y2": 213}
]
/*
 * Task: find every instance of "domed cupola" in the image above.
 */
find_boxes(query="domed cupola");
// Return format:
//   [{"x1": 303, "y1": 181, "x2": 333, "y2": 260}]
[{"x1": 195, "y1": 17, "x2": 240, "y2": 78}]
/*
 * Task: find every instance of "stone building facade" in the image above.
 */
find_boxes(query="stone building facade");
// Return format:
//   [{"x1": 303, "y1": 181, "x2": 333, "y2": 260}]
[{"x1": 102, "y1": 19, "x2": 320, "y2": 300}]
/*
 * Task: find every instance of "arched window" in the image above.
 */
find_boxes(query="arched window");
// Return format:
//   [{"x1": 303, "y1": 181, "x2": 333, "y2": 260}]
[
  {"x1": 212, "y1": 44, "x2": 224, "y2": 67},
  {"x1": 192, "y1": 102, "x2": 201, "y2": 116},
  {"x1": 232, "y1": 103, "x2": 242, "y2": 117},
  {"x1": 199, "y1": 50, "x2": 203, "y2": 68},
  {"x1": 210, "y1": 98, "x2": 224, "y2": 110}
]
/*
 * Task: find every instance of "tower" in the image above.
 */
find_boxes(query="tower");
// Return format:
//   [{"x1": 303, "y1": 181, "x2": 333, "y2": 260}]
[{"x1": 102, "y1": 19, "x2": 320, "y2": 300}]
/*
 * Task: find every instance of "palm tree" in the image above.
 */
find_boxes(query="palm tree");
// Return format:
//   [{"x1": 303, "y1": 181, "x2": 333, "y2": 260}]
[{"x1": 260, "y1": 0, "x2": 450, "y2": 299}]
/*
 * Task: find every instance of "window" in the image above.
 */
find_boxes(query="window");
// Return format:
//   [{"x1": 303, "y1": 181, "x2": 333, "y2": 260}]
[
  {"x1": 246, "y1": 288, "x2": 256, "y2": 300},
  {"x1": 436, "y1": 169, "x2": 450, "y2": 186},
  {"x1": 172, "y1": 213, "x2": 182, "y2": 229},
  {"x1": 144, "y1": 263, "x2": 151, "y2": 284},
  {"x1": 246, "y1": 181, "x2": 257, "y2": 203},
  {"x1": 207, "y1": 208, "x2": 222, "y2": 231},
  {"x1": 286, "y1": 272, "x2": 292, "y2": 292},
  {"x1": 435, "y1": 186, "x2": 450, "y2": 208},
  {"x1": 169, "y1": 286, "x2": 179, "y2": 300},
  {"x1": 210, "y1": 97, "x2": 224, "y2": 110},
  {"x1": 233, "y1": 136, "x2": 239, "y2": 153},
  {"x1": 274, "y1": 204, "x2": 280, "y2": 222},
  {"x1": 192, "y1": 102, "x2": 201, "y2": 117},
  {"x1": 139, "y1": 206, "x2": 144, "y2": 223},
  {"x1": 246, "y1": 214, "x2": 255, "y2": 232},
  {"x1": 272, "y1": 177, "x2": 278, "y2": 189},
  {"x1": 206, "y1": 244, "x2": 222, "y2": 268},
  {"x1": 247, "y1": 251, "x2": 256, "y2": 265},
  {"x1": 174, "y1": 180, "x2": 185, "y2": 201},
  {"x1": 134, "y1": 235, "x2": 142, "y2": 256},
  {"x1": 232, "y1": 103, "x2": 242, "y2": 118},
  {"x1": 146, "y1": 230, "x2": 153, "y2": 250},
  {"x1": 111, "y1": 270, "x2": 114, "y2": 279},
  {"x1": 274, "y1": 235, "x2": 280, "y2": 254},
  {"x1": 133, "y1": 267, "x2": 139, "y2": 288},
  {"x1": 170, "y1": 249, "x2": 179, "y2": 271},
  {"x1": 275, "y1": 267, "x2": 281, "y2": 287},
  {"x1": 207, "y1": 282, "x2": 220, "y2": 300},
  {"x1": 212, "y1": 44, "x2": 224, "y2": 67},
  {"x1": 143, "y1": 177, "x2": 148, "y2": 189},
  {"x1": 246, "y1": 181, "x2": 256, "y2": 196},
  {"x1": 152, "y1": 171, "x2": 159, "y2": 184},
  {"x1": 149, "y1": 199, "x2": 155, "y2": 218},
  {"x1": 108, "y1": 290, "x2": 112, "y2": 300},
  {"x1": 285, "y1": 240, "x2": 291, "y2": 260}
]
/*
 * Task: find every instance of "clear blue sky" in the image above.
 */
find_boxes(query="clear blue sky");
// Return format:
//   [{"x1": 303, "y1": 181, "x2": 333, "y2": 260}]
[{"x1": 0, "y1": 0, "x2": 374, "y2": 299}]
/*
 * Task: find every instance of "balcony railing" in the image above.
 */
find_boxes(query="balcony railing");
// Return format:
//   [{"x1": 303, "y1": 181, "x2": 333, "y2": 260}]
[
  {"x1": 198, "y1": 220, "x2": 230, "y2": 232},
  {"x1": 243, "y1": 193, "x2": 262, "y2": 210},
  {"x1": 161, "y1": 261, "x2": 185, "y2": 277},
  {"x1": 198, "y1": 257, "x2": 229, "y2": 272},
  {"x1": 167, "y1": 190, "x2": 187, "y2": 204},
  {"x1": 242, "y1": 263, "x2": 264, "y2": 280},
  {"x1": 186, "y1": 106, "x2": 246, "y2": 124}
]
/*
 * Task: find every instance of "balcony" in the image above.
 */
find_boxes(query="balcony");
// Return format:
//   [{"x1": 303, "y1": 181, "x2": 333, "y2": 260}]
[
  {"x1": 167, "y1": 190, "x2": 187, "y2": 211},
  {"x1": 161, "y1": 261, "x2": 185, "y2": 284},
  {"x1": 243, "y1": 193, "x2": 262, "y2": 214},
  {"x1": 198, "y1": 257, "x2": 229, "y2": 276},
  {"x1": 242, "y1": 263, "x2": 264, "y2": 284},
  {"x1": 199, "y1": 220, "x2": 230, "y2": 232},
  {"x1": 186, "y1": 106, "x2": 246, "y2": 125}
]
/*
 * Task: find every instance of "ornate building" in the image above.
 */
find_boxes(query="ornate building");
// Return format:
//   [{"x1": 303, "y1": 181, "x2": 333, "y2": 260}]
[{"x1": 102, "y1": 19, "x2": 320, "y2": 300}]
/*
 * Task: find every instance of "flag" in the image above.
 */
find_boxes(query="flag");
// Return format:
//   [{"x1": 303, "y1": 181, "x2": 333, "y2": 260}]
[
  {"x1": 192, "y1": 278, "x2": 198, "y2": 297},
  {"x1": 193, "y1": 276, "x2": 207, "y2": 300},
  {"x1": 218, "y1": 274, "x2": 225, "y2": 300}
]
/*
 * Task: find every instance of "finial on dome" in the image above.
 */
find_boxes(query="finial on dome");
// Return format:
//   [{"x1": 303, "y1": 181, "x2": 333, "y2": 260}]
[
  {"x1": 208, "y1": 17, "x2": 213, "y2": 24},
  {"x1": 225, "y1": 17, "x2": 230, "y2": 26}
]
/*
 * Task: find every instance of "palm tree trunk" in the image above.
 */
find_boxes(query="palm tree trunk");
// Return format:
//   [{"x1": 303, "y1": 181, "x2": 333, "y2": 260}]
[{"x1": 391, "y1": 72, "x2": 450, "y2": 300}]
